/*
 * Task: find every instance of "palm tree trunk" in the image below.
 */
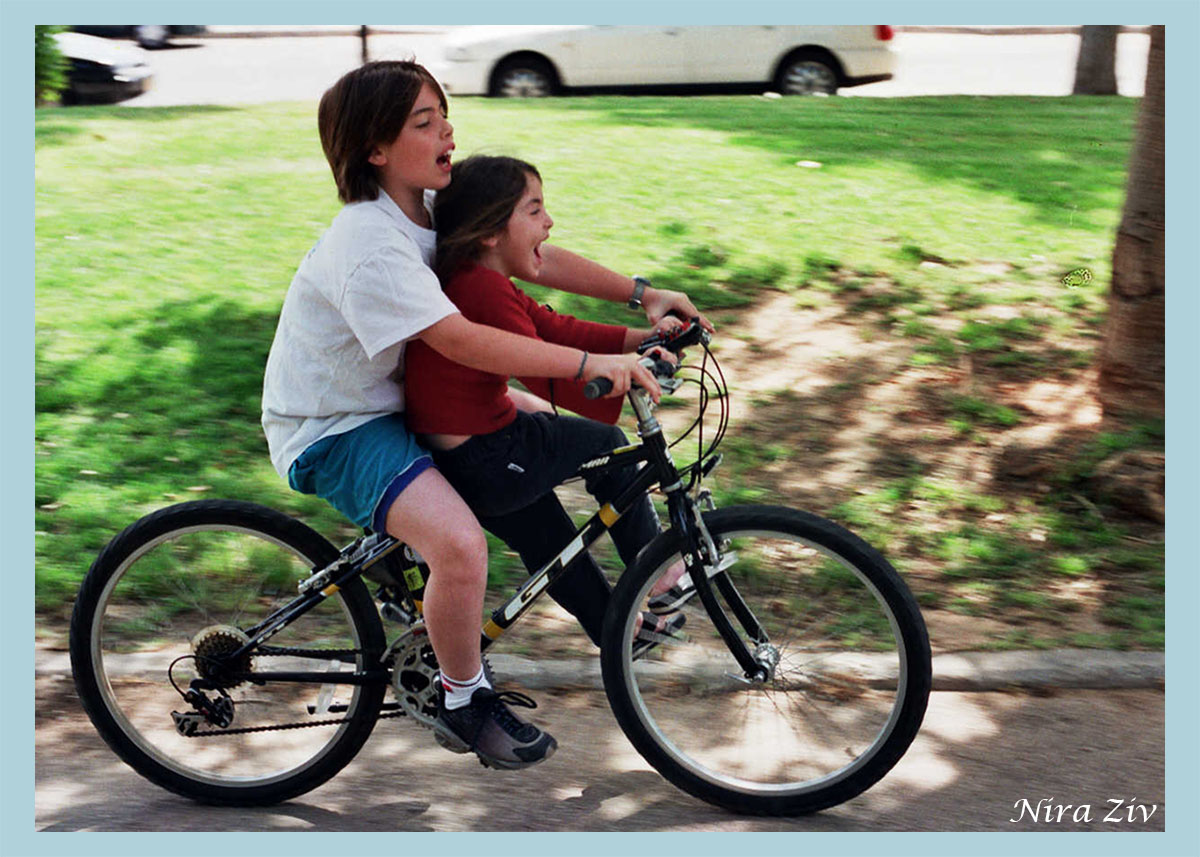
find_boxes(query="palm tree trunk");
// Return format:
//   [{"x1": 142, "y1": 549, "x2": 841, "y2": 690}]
[
  {"x1": 1096, "y1": 25, "x2": 1164, "y2": 417},
  {"x1": 1073, "y1": 26, "x2": 1120, "y2": 95}
]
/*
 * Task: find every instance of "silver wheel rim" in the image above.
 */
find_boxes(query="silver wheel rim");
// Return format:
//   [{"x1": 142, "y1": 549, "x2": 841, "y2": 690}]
[
  {"x1": 619, "y1": 526, "x2": 910, "y2": 797},
  {"x1": 781, "y1": 61, "x2": 837, "y2": 95},
  {"x1": 135, "y1": 25, "x2": 168, "y2": 46},
  {"x1": 89, "y1": 523, "x2": 365, "y2": 789},
  {"x1": 499, "y1": 69, "x2": 551, "y2": 97}
]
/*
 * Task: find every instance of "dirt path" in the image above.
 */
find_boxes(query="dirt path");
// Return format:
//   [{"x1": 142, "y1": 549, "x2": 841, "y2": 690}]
[{"x1": 546, "y1": 290, "x2": 1150, "y2": 656}]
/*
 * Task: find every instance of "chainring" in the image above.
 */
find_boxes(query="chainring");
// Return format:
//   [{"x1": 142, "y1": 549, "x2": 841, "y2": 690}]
[
  {"x1": 385, "y1": 624, "x2": 442, "y2": 728},
  {"x1": 190, "y1": 625, "x2": 253, "y2": 689},
  {"x1": 383, "y1": 624, "x2": 493, "y2": 729}
]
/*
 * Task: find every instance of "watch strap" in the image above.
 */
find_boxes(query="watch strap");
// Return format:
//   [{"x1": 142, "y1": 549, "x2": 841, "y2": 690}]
[{"x1": 628, "y1": 276, "x2": 650, "y2": 310}]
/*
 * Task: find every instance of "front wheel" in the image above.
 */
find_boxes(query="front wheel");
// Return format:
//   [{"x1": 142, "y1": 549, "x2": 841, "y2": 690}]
[
  {"x1": 601, "y1": 505, "x2": 931, "y2": 816},
  {"x1": 69, "y1": 500, "x2": 387, "y2": 805}
]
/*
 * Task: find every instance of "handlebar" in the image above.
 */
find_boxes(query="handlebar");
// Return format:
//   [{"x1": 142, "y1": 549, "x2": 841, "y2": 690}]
[
  {"x1": 583, "y1": 317, "x2": 709, "y2": 400},
  {"x1": 582, "y1": 377, "x2": 614, "y2": 400}
]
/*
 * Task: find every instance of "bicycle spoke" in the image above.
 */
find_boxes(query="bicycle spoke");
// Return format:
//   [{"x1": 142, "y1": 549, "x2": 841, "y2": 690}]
[
  {"x1": 604, "y1": 507, "x2": 929, "y2": 814},
  {"x1": 73, "y1": 504, "x2": 386, "y2": 803}
]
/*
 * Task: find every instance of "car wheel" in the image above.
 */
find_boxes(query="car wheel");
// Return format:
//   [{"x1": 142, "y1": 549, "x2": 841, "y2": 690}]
[
  {"x1": 491, "y1": 56, "x2": 557, "y2": 97},
  {"x1": 134, "y1": 25, "x2": 169, "y2": 49},
  {"x1": 776, "y1": 53, "x2": 839, "y2": 96}
]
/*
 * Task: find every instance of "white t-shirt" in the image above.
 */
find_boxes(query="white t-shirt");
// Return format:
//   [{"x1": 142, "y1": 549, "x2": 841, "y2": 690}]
[{"x1": 261, "y1": 188, "x2": 457, "y2": 478}]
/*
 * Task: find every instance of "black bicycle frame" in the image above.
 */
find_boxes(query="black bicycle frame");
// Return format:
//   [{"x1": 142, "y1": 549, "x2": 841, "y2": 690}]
[
  {"x1": 219, "y1": 390, "x2": 767, "y2": 687},
  {"x1": 477, "y1": 432, "x2": 669, "y2": 650}
]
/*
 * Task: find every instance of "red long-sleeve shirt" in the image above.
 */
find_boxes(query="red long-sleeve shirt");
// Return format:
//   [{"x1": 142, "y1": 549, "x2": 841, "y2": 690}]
[{"x1": 404, "y1": 264, "x2": 628, "y2": 435}]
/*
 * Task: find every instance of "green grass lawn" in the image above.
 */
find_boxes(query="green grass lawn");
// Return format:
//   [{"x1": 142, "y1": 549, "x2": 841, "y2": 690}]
[{"x1": 35, "y1": 94, "x2": 1161, "y2": 647}]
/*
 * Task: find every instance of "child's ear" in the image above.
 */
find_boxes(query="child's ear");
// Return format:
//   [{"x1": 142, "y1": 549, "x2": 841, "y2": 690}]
[
  {"x1": 367, "y1": 146, "x2": 387, "y2": 167},
  {"x1": 480, "y1": 233, "x2": 500, "y2": 248}
]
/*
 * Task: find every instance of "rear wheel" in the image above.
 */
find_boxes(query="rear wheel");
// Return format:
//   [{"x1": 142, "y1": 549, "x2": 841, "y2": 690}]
[
  {"x1": 490, "y1": 56, "x2": 558, "y2": 97},
  {"x1": 775, "y1": 51, "x2": 840, "y2": 95},
  {"x1": 69, "y1": 500, "x2": 387, "y2": 805},
  {"x1": 134, "y1": 25, "x2": 169, "y2": 48},
  {"x1": 601, "y1": 505, "x2": 931, "y2": 815}
]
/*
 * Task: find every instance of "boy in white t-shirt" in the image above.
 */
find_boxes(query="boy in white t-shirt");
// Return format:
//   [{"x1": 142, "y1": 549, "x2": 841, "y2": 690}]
[{"x1": 262, "y1": 61, "x2": 708, "y2": 771}]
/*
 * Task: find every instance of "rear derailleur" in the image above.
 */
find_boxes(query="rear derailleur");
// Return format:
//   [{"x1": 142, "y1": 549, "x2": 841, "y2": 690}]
[{"x1": 171, "y1": 680, "x2": 234, "y2": 736}]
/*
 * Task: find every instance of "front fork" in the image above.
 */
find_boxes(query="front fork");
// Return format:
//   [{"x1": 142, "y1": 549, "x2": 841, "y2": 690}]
[
  {"x1": 628, "y1": 388, "x2": 771, "y2": 681},
  {"x1": 664, "y1": 490, "x2": 770, "y2": 683}
]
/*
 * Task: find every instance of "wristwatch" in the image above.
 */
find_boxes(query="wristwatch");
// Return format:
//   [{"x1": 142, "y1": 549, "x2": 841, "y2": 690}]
[{"x1": 628, "y1": 276, "x2": 650, "y2": 311}]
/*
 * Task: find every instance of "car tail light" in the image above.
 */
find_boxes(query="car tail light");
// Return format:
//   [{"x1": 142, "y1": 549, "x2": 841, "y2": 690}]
[{"x1": 875, "y1": 25, "x2": 894, "y2": 41}]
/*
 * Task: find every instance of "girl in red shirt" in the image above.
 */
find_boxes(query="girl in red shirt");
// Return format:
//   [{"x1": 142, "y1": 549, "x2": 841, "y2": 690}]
[{"x1": 405, "y1": 155, "x2": 689, "y2": 653}]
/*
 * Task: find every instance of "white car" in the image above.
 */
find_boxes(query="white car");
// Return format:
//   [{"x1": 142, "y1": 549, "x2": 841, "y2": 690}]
[{"x1": 427, "y1": 25, "x2": 896, "y2": 97}]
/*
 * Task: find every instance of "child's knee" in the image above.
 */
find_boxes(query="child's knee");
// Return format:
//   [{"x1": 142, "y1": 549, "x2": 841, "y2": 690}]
[{"x1": 425, "y1": 526, "x2": 488, "y2": 580}]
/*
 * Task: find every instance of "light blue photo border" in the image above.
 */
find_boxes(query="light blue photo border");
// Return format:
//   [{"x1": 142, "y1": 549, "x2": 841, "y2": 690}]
[{"x1": 6, "y1": 1, "x2": 1197, "y2": 855}]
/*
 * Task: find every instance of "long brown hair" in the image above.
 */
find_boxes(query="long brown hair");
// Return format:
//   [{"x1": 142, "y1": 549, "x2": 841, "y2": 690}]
[
  {"x1": 434, "y1": 155, "x2": 541, "y2": 284},
  {"x1": 317, "y1": 61, "x2": 447, "y2": 204}
]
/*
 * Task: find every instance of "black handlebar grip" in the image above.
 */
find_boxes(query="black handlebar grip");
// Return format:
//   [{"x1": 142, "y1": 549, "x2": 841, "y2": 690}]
[{"x1": 583, "y1": 377, "x2": 614, "y2": 400}]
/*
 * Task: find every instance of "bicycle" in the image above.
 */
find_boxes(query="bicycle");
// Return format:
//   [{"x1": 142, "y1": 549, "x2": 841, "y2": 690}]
[{"x1": 69, "y1": 319, "x2": 932, "y2": 816}]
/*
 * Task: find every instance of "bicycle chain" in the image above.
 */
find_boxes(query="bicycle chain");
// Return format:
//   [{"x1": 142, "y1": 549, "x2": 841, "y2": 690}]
[
  {"x1": 182, "y1": 645, "x2": 402, "y2": 737},
  {"x1": 185, "y1": 709, "x2": 406, "y2": 737}
]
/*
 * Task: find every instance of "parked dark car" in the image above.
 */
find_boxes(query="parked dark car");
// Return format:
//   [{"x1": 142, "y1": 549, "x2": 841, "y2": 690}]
[
  {"x1": 53, "y1": 32, "x2": 153, "y2": 104},
  {"x1": 71, "y1": 25, "x2": 206, "y2": 49}
]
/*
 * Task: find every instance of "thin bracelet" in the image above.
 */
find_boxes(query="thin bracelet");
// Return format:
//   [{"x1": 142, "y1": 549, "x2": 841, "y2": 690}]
[{"x1": 574, "y1": 351, "x2": 589, "y2": 380}]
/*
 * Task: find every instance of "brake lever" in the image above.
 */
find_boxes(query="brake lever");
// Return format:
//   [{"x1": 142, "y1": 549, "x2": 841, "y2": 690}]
[{"x1": 637, "y1": 317, "x2": 708, "y2": 356}]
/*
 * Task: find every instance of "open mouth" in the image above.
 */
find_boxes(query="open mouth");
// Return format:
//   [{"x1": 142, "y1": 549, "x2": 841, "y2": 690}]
[{"x1": 436, "y1": 148, "x2": 454, "y2": 171}]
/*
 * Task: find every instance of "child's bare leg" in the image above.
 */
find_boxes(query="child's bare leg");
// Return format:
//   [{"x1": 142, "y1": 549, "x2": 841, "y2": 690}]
[
  {"x1": 649, "y1": 559, "x2": 688, "y2": 597},
  {"x1": 382, "y1": 467, "x2": 487, "y2": 682}
]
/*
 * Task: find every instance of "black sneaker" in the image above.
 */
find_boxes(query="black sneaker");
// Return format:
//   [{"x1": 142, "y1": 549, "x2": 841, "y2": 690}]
[{"x1": 433, "y1": 687, "x2": 557, "y2": 770}]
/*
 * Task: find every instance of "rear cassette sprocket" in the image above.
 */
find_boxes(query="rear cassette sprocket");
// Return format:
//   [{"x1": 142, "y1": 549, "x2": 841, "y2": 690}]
[{"x1": 191, "y1": 625, "x2": 253, "y2": 689}]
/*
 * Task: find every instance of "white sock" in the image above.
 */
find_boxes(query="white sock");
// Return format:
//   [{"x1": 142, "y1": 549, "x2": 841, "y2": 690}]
[{"x1": 442, "y1": 666, "x2": 491, "y2": 710}]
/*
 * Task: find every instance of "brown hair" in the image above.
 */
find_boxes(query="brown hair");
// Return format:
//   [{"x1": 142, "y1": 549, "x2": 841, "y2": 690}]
[
  {"x1": 434, "y1": 155, "x2": 541, "y2": 284},
  {"x1": 317, "y1": 61, "x2": 447, "y2": 204}
]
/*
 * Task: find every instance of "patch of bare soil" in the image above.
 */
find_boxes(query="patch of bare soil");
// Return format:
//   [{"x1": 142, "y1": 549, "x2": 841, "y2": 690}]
[{"x1": 527, "y1": 290, "x2": 1163, "y2": 658}]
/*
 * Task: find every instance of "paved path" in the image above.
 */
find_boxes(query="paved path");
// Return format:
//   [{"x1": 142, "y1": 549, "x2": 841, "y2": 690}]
[{"x1": 34, "y1": 670, "x2": 1164, "y2": 833}]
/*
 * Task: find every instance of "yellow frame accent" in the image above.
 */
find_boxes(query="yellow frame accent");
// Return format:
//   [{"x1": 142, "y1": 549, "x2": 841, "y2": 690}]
[{"x1": 598, "y1": 503, "x2": 621, "y2": 527}]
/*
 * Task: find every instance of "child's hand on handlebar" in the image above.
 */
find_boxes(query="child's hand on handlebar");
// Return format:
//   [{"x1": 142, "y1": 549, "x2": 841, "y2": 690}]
[
  {"x1": 642, "y1": 286, "x2": 715, "y2": 333},
  {"x1": 652, "y1": 315, "x2": 686, "y2": 336},
  {"x1": 584, "y1": 353, "x2": 663, "y2": 402}
]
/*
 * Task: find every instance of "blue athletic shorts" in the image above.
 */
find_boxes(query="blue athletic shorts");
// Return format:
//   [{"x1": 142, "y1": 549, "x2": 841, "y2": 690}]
[{"x1": 287, "y1": 413, "x2": 435, "y2": 533}]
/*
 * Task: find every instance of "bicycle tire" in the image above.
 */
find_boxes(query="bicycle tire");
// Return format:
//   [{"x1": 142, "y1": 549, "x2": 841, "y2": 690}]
[
  {"x1": 69, "y1": 500, "x2": 387, "y2": 805},
  {"x1": 600, "y1": 504, "x2": 931, "y2": 816}
]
